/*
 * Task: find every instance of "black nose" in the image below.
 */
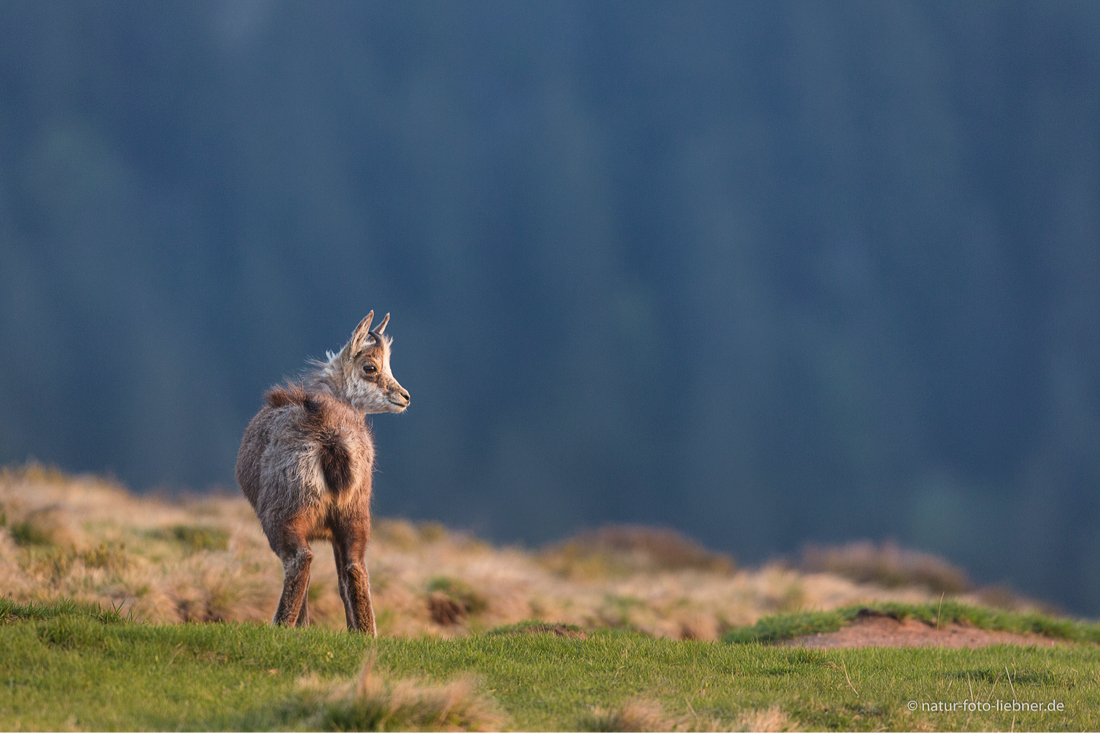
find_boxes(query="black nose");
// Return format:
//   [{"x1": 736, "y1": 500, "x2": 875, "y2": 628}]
[{"x1": 399, "y1": 388, "x2": 411, "y2": 404}]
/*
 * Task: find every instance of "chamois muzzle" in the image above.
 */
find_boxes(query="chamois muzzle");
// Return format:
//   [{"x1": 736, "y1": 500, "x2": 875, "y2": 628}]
[{"x1": 388, "y1": 386, "x2": 411, "y2": 411}]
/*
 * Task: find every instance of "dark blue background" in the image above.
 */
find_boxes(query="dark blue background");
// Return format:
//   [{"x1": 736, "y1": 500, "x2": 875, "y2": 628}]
[{"x1": 2, "y1": 1, "x2": 1099, "y2": 614}]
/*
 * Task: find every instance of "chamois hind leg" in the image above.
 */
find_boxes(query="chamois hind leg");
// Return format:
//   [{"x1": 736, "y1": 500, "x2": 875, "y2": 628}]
[
  {"x1": 332, "y1": 541, "x2": 354, "y2": 628},
  {"x1": 271, "y1": 522, "x2": 313, "y2": 627},
  {"x1": 332, "y1": 522, "x2": 376, "y2": 636},
  {"x1": 296, "y1": 579, "x2": 310, "y2": 627}
]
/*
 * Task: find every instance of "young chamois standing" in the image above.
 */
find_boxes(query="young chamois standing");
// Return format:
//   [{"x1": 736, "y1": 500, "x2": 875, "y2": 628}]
[{"x1": 236, "y1": 312, "x2": 410, "y2": 635}]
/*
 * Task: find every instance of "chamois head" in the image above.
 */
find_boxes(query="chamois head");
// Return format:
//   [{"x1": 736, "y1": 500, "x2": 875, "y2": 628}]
[{"x1": 333, "y1": 311, "x2": 410, "y2": 414}]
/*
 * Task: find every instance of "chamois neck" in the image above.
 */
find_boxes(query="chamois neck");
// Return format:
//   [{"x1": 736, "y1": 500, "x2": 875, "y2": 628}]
[{"x1": 303, "y1": 359, "x2": 354, "y2": 407}]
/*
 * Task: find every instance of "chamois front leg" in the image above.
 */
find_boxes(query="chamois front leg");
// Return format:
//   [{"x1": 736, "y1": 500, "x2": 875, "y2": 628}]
[{"x1": 333, "y1": 525, "x2": 376, "y2": 636}]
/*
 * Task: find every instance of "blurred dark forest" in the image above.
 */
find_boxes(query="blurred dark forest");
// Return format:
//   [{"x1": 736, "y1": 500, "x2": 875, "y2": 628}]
[{"x1": 2, "y1": 1, "x2": 1100, "y2": 614}]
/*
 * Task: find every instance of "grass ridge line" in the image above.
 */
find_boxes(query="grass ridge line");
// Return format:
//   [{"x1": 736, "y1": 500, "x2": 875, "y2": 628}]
[
  {"x1": 8, "y1": 596, "x2": 1100, "y2": 646},
  {"x1": 723, "y1": 600, "x2": 1100, "y2": 645}
]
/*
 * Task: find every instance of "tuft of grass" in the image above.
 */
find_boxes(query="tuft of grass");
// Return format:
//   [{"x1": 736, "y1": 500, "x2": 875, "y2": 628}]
[
  {"x1": 26, "y1": 546, "x2": 79, "y2": 582},
  {"x1": 735, "y1": 705, "x2": 793, "y2": 732},
  {"x1": 724, "y1": 601, "x2": 1100, "y2": 645},
  {"x1": 9, "y1": 518, "x2": 57, "y2": 547},
  {"x1": 35, "y1": 615, "x2": 100, "y2": 649},
  {"x1": 801, "y1": 540, "x2": 971, "y2": 594},
  {"x1": 540, "y1": 524, "x2": 735, "y2": 579},
  {"x1": 79, "y1": 541, "x2": 129, "y2": 571},
  {"x1": 578, "y1": 698, "x2": 676, "y2": 732},
  {"x1": 292, "y1": 656, "x2": 505, "y2": 731},
  {"x1": 156, "y1": 524, "x2": 230, "y2": 553},
  {"x1": 426, "y1": 576, "x2": 488, "y2": 626},
  {"x1": 597, "y1": 594, "x2": 648, "y2": 631}
]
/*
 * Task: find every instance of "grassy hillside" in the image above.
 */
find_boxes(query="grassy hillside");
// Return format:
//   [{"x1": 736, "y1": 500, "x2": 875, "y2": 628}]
[
  {"x1": 0, "y1": 463, "x2": 1053, "y2": 637},
  {"x1": 3, "y1": 464, "x2": 1099, "y2": 730},
  {"x1": 1, "y1": 598, "x2": 1099, "y2": 731}
]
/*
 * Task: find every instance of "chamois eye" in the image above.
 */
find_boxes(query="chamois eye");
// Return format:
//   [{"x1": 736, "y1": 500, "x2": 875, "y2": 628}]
[{"x1": 362, "y1": 362, "x2": 377, "y2": 375}]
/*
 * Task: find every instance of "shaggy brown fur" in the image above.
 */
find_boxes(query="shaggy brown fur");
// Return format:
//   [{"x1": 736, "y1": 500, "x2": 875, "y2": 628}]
[
  {"x1": 237, "y1": 312, "x2": 409, "y2": 634},
  {"x1": 265, "y1": 385, "x2": 356, "y2": 497}
]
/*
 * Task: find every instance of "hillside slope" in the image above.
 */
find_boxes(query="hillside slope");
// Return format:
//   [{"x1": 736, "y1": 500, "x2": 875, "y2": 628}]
[{"x1": 0, "y1": 464, "x2": 1054, "y2": 639}]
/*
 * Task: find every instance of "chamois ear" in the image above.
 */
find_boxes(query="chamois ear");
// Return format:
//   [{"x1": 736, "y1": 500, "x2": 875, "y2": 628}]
[
  {"x1": 373, "y1": 313, "x2": 390, "y2": 335},
  {"x1": 343, "y1": 311, "x2": 375, "y2": 359}
]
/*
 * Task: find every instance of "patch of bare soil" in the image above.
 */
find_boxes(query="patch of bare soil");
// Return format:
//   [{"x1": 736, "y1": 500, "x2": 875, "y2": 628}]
[{"x1": 781, "y1": 612, "x2": 1064, "y2": 649}]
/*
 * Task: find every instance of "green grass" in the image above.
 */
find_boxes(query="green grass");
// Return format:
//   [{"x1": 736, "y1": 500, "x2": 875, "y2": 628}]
[
  {"x1": 153, "y1": 524, "x2": 230, "y2": 553},
  {"x1": 9, "y1": 519, "x2": 55, "y2": 547},
  {"x1": 426, "y1": 576, "x2": 488, "y2": 615},
  {"x1": 1, "y1": 599, "x2": 1099, "y2": 731},
  {"x1": 724, "y1": 600, "x2": 1100, "y2": 645},
  {"x1": 486, "y1": 619, "x2": 587, "y2": 637},
  {"x1": 0, "y1": 597, "x2": 131, "y2": 625}
]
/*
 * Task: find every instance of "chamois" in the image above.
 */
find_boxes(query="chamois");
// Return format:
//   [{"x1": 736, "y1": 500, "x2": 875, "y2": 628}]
[{"x1": 236, "y1": 312, "x2": 410, "y2": 634}]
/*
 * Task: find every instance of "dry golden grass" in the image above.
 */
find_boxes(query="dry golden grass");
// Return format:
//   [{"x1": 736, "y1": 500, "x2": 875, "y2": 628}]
[
  {"x1": 540, "y1": 524, "x2": 736, "y2": 578},
  {"x1": 0, "y1": 463, "x2": 1034, "y2": 636},
  {"x1": 294, "y1": 656, "x2": 505, "y2": 731},
  {"x1": 579, "y1": 697, "x2": 741, "y2": 732},
  {"x1": 734, "y1": 705, "x2": 795, "y2": 732},
  {"x1": 579, "y1": 698, "x2": 678, "y2": 732}
]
